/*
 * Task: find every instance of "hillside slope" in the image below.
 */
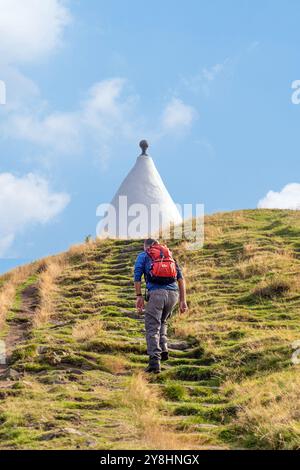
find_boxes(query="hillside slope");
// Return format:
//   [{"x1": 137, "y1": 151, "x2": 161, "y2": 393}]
[{"x1": 0, "y1": 209, "x2": 299, "y2": 450}]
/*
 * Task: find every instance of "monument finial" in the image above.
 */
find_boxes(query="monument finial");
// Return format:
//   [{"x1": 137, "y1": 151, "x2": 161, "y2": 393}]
[{"x1": 139, "y1": 139, "x2": 149, "y2": 156}]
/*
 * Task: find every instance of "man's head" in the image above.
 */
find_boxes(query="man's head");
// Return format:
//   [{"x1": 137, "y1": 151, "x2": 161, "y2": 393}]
[{"x1": 144, "y1": 238, "x2": 158, "y2": 251}]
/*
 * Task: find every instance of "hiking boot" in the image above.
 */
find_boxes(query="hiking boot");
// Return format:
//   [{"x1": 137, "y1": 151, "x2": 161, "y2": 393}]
[
  {"x1": 161, "y1": 351, "x2": 169, "y2": 361},
  {"x1": 144, "y1": 359, "x2": 161, "y2": 374}
]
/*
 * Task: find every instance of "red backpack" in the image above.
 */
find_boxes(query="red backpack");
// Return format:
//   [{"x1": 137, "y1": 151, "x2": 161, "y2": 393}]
[{"x1": 146, "y1": 244, "x2": 177, "y2": 284}]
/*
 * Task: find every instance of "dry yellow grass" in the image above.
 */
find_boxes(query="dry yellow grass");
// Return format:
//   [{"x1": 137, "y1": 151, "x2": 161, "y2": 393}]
[
  {"x1": 172, "y1": 314, "x2": 198, "y2": 339},
  {"x1": 0, "y1": 280, "x2": 17, "y2": 330},
  {"x1": 237, "y1": 248, "x2": 296, "y2": 280},
  {"x1": 99, "y1": 354, "x2": 129, "y2": 374},
  {"x1": 252, "y1": 275, "x2": 292, "y2": 299},
  {"x1": 118, "y1": 373, "x2": 193, "y2": 450},
  {"x1": 0, "y1": 264, "x2": 34, "y2": 329},
  {"x1": 34, "y1": 257, "x2": 66, "y2": 327},
  {"x1": 204, "y1": 222, "x2": 224, "y2": 243},
  {"x1": 72, "y1": 318, "x2": 105, "y2": 342},
  {"x1": 67, "y1": 240, "x2": 96, "y2": 261},
  {"x1": 236, "y1": 255, "x2": 270, "y2": 279},
  {"x1": 1, "y1": 210, "x2": 299, "y2": 450},
  {"x1": 227, "y1": 370, "x2": 300, "y2": 449},
  {"x1": 242, "y1": 242, "x2": 259, "y2": 258}
]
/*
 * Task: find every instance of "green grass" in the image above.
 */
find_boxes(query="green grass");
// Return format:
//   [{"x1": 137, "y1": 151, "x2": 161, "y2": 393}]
[{"x1": 0, "y1": 209, "x2": 300, "y2": 449}]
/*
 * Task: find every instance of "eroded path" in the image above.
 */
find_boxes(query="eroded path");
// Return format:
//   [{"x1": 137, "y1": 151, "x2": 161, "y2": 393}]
[
  {"x1": 52, "y1": 240, "x2": 230, "y2": 448},
  {"x1": 0, "y1": 279, "x2": 38, "y2": 380},
  {"x1": 0, "y1": 240, "x2": 230, "y2": 449},
  {"x1": 1, "y1": 210, "x2": 300, "y2": 449}
]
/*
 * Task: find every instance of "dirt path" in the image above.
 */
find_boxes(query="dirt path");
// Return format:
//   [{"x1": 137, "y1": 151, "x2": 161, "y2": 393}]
[{"x1": 0, "y1": 284, "x2": 38, "y2": 379}]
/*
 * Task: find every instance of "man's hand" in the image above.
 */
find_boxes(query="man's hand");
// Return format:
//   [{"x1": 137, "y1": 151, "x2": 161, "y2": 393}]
[
  {"x1": 136, "y1": 296, "x2": 145, "y2": 313},
  {"x1": 179, "y1": 300, "x2": 188, "y2": 314}
]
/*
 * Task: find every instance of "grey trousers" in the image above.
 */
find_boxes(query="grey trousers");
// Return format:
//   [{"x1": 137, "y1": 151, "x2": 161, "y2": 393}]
[{"x1": 145, "y1": 289, "x2": 179, "y2": 360}]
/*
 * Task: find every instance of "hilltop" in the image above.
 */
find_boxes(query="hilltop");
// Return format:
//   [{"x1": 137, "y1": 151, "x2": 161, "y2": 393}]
[{"x1": 0, "y1": 209, "x2": 299, "y2": 450}]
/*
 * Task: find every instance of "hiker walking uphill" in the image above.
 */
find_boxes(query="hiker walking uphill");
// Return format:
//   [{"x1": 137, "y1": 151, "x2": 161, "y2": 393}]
[{"x1": 134, "y1": 239, "x2": 188, "y2": 373}]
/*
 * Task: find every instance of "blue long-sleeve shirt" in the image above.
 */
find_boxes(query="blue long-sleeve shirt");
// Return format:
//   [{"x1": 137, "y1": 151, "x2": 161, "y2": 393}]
[{"x1": 134, "y1": 251, "x2": 183, "y2": 291}]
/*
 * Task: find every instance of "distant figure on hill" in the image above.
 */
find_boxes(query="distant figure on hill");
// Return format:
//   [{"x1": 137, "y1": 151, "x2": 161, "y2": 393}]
[{"x1": 134, "y1": 238, "x2": 188, "y2": 373}]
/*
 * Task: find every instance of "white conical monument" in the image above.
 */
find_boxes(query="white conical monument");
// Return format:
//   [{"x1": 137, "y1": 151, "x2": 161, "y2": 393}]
[{"x1": 99, "y1": 140, "x2": 182, "y2": 239}]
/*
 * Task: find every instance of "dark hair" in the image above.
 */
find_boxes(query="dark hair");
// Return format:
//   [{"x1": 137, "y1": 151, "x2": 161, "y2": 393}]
[{"x1": 144, "y1": 238, "x2": 158, "y2": 248}]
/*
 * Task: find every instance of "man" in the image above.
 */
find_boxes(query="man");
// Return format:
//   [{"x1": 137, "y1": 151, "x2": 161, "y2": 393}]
[{"x1": 134, "y1": 238, "x2": 188, "y2": 373}]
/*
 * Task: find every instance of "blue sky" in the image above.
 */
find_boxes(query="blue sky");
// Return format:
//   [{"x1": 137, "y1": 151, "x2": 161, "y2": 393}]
[{"x1": 1, "y1": 0, "x2": 300, "y2": 274}]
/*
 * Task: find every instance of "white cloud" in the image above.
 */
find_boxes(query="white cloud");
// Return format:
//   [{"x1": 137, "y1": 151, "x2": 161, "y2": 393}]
[
  {"x1": 202, "y1": 63, "x2": 226, "y2": 82},
  {"x1": 1, "y1": 74, "x2": 196, "y2": 166},
  {"x1": 258, "y1": 183, "x2": 300, "y2": 210},
  {"x1": 0, "y1": 173, "x2": 70, "y2": 256},
  {"x1": 82, "y1": 78, "x2": 138, "y2": 139},
  {"x1": 0, "y1": 0, "x2": 72, "y2": 139},
  {"x1": 0, "y1": 1, "x2": 71, "y2": 256},
  {"x1": 6, "y1": 111, "x2": 81, "y2": 154},
  {"x1": 0, "y1": 234, "x2": 14, "y2": 257},
  {"x1": 2, "y1": 78, "x2": 140, "y2": 165},
  {"x1": 161, "y1": 98, "x2": 197, "y2": 132},
  {"x1": 0, "y1": 0, "x2": 71, "y2": 63},
  {"x1": 84, "y1": 79, "x2": 128, "y2": 121},
  {"x1": 0, "y1": 65, "x2": 40, "y2": 111},
  {"x1": 182, "y1": 59, "x2": 230, "y2": 96}
]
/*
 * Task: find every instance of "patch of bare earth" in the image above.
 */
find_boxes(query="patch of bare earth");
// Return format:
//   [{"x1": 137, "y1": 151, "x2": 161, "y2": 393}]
[{"x1": 0, "y1": 284, "x2": 39, "y2": 380}]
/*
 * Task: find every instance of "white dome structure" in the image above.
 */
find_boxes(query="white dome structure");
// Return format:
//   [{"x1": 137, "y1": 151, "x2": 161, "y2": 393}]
[{"x1": 99, "y1": 140, "x2": 182, "y2": 239}]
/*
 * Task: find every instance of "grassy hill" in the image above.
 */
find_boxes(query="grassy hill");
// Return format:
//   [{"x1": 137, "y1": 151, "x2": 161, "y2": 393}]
[{"x1": 0, "y1": 209, "x2": 299, "y2": 450}]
